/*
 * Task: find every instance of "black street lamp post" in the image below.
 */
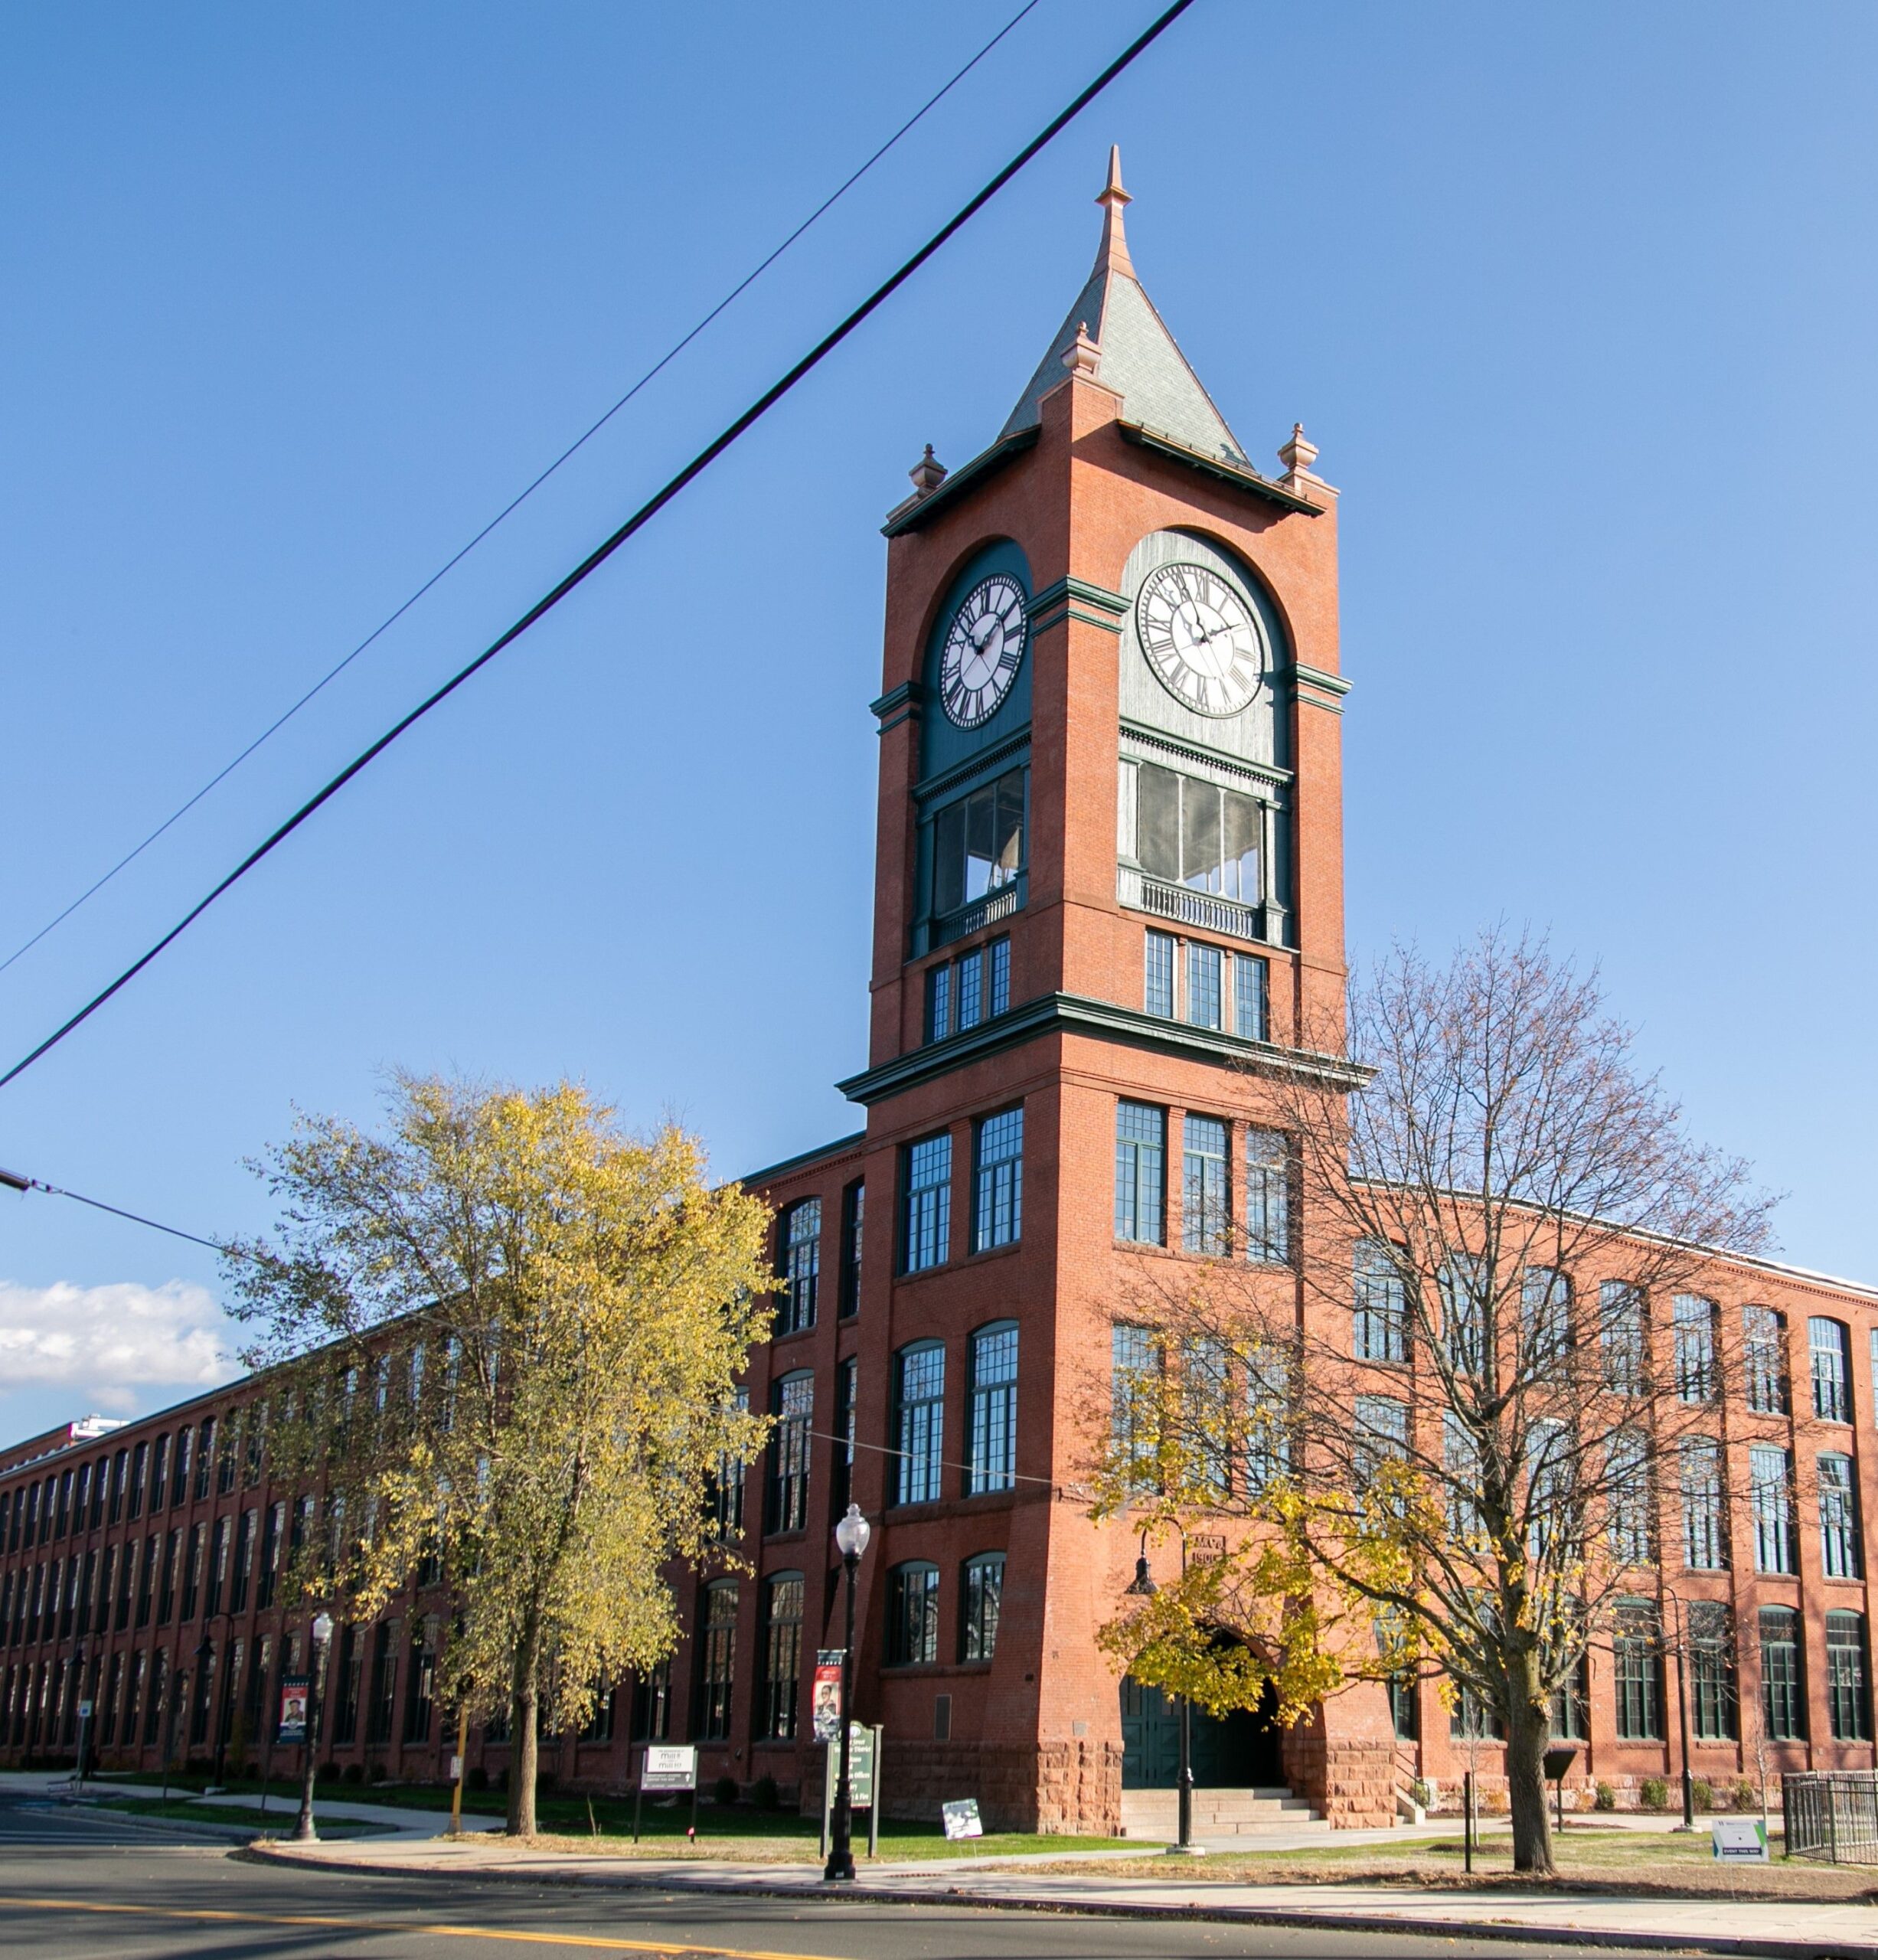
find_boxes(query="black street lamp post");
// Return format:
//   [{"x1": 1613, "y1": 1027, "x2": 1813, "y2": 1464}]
[
  {"x1": 823, "y1": 1502, "x2": 872, "y2": 1884},
  {"x1": 1125, "y1": 1528, "x2": 1199, "y2": 1855},
  {"x1": 1662, "y1": 1591, "x2": 1697, "y2": 1831},
  {"x1": 291, "y1": 1612, "x2": 335, "y2": 1844}
]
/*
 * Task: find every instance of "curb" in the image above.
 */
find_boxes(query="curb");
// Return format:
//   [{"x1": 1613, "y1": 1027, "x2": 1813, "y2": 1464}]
[{"x1": 240, "y1": 1844, "x2": 1878, "y2": 1959}]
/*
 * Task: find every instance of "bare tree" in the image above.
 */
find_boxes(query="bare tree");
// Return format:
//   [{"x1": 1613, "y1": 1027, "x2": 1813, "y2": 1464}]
[{"x1": 1091, "y1": 929, "x2": 1775, "y2": 1874}]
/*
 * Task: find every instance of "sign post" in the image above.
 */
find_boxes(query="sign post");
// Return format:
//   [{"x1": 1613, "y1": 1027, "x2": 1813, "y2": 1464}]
[
  {"x1": 75, "y1": 1700, "x2": 92, "y2": 1784},
  {"x1": 637, "y1": 1743, "x2": 697, "y2": 1845},
  {"x1": 822, "y1": 1725, "x2": 882, "y2": 1858}
]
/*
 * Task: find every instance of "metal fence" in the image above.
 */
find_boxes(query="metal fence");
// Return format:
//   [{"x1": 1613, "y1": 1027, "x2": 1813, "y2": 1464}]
[{"x1": 1782, "y1": 1772, "x2": 1878, "y2": 1862}]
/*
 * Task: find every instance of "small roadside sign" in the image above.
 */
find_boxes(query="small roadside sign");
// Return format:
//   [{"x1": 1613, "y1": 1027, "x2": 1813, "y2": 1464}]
[
  {"x1": 1713, "y1": 1818, "x2": 1769, "y2": 1862},
  {"x1": 641, "y1": 1744, "x2": 697, "y2": 1792},
  {"x1": 942, "y1": 1797, "x2": 983, "y2": 1841},
  {"x1": 77, "y1": 1700, "x2": 93, "y2": 1720}
]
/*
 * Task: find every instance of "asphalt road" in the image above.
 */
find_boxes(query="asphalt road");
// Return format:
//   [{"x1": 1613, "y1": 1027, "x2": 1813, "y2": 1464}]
[{"x1": 0, "y1": 1789, "x2": 1678, "y2": 1960}]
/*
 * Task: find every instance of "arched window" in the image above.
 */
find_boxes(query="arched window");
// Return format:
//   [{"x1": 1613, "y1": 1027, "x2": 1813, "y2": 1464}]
[
  {"x1": 1811, "y1": 1318, "x2": 1853, "y2": 1423},
  {"x1": 1826, "y1": 1611, "x2": 1871, "y2": 1743},
  {"x1": 765, "y1": 1373, "x2": 812, "y2": 1536},
  {"x1": 1613, "y1": 1598, "x2": 1662, "y2": 1740},
  {"x1": 1680, "y1": 1437, "x2": 1726, "y2": 1570},
  {"x1": 761, "y1": 1572, "x2": 804, "y2": 1740},
  {"x1": 695, "y1": 1581, "x2": 738, "y2": 1741},
  {"x1": 1672, "y1": 1296, "x2": 1717, "y2": 1403},
  {"x1": 1819, "y1": 1452, "x2": 1862, "y2": 1578},
  {"x1": 1744, "y1": 1306, "x2": 1788, "y2": 1414},
  {"x1": 960, "y1": 1553, "x2": 1004, "y2": 1662},
  {"x1": 967, "y1": 1323, "x2": 1018, "y2": 1494},
  {"x1": 779, "y1": 1201, "x2": 821, "y2": 1335},
  {"x1": 893, "y1": 1343, "x2": 945, "y2": 1506},
  {"x1": 887, "y1": 1563, "x2": 939, "y2": 1666},
  {"x1": 1760, "y1": 1607, "x2": 1803, "y2": 1740}
]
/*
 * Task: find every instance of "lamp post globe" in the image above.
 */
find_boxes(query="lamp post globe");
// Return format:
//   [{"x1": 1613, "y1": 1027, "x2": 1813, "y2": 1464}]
[{"x1": 824, "y1": 1504, "x2": 870, "y2": 1883}]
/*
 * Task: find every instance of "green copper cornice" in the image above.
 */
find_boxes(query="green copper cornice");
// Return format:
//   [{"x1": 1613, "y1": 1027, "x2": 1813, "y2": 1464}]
[
  {"x1": 1028, "y1": 576, "x2": 1128, "y2": 638},
  {"x1": 881, "y1": 428, "x2": 1040, "y2": 537},
  {"x1": 1116, "y1": 422, "x2": 1326, "y2": 517},
  {"x1": 870, "y1": 681, "x2": 923, "y2": 733},
  {"x1": 836, "y1": 992, "x2": 1370, "y2": 1106},
  {"x1": 1290, "y1": 663, "x2": 1352, "y2": 714}
]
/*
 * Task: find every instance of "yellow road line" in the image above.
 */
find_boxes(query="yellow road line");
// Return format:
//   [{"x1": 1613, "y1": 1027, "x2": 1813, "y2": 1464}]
[{"x1": 0, "y1": 1893, "x2": 850, "y2": 1958}]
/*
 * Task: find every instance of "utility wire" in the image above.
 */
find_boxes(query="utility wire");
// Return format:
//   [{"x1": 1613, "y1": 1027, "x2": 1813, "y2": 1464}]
[
  {"x1": 0, "y1": 1165, "x2": 234, "y2": 1257},
  {"x1": 0, "y1": 0, "x2": 1044, "y2": 984},
  {"x1": 0, "y1": 0, "x2": 1197, "y2": 1094}
]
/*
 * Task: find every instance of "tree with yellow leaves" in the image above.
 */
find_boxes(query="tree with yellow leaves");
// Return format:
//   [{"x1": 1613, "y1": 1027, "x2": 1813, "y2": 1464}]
[
  {"x1": 225, "y1": 1073, "x2": 772, "y2": 1836},
  {"x1": 1091, "y1": 932, "x2": 1774, "y2": 1874}
]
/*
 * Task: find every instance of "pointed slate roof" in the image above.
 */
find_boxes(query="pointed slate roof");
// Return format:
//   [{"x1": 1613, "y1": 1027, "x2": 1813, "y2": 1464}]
[{"x1": 998, "y1": 148, "x2": 1247, "y2": 465}]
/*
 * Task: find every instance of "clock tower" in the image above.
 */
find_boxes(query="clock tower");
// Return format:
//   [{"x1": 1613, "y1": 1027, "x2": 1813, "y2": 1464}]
[{"x1": 739, "y1": 149, "x2": 1386, "y2": 1837}]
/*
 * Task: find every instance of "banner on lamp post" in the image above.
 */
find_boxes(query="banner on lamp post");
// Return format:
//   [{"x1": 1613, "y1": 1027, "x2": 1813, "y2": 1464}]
[
  {"x1": 812, "y1": 1651, "x2": 845, "y2": 1743},
  {"x1": 277, "y1": 1677, "x2": 309, "y2": 1746}
]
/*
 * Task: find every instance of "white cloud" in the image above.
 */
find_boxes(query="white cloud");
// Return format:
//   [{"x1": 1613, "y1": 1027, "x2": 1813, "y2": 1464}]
[{"x1": 0, "y1": 1279, "x2": 237, "y2": 1409}]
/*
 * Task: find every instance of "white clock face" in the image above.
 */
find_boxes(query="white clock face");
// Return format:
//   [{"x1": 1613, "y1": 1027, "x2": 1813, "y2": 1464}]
[
  {"x1": 1136, "y1": 562, "x2": 1264, "y2": 717},
  {"x1": 939, "y1": 574, "x2": 1027, "y2": 729}
]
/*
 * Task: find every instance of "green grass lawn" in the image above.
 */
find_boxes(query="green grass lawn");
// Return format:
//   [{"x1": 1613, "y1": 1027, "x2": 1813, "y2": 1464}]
[{"x1": 87, "y1": 1795, "x2": 380, "y2": 1838}]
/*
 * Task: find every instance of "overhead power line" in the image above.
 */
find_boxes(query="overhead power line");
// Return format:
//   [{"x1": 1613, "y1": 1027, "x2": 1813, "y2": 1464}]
[
  {"x1": 0, "y1": 0, "x2": 1044, "y2": 984},
  {"x1": 0, "y1": 1164, "x2": 232, "y2": 1257},
  {"x1": 0, "y1": 0, "x2": 1197, "y2": 1094}
]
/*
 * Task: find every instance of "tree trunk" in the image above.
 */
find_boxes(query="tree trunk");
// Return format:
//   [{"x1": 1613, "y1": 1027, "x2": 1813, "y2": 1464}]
[
  {"x1": 506, "y1": 1639, "x2": 540, "y2": 1837},
  {"x1": 1504, "y1": 1653, "x2": 1555, "y2": 1875}
]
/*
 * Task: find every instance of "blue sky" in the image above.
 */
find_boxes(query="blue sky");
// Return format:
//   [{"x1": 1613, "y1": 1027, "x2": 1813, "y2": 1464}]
[{"x1": 3, "y1": 1, "x2": 1876, "y2": 1442}]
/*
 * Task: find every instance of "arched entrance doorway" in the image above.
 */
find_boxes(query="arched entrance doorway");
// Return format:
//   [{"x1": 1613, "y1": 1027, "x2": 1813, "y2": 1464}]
[{"x1": 1119, "y1": 1675, "x2": 1285, "y2": 1788}]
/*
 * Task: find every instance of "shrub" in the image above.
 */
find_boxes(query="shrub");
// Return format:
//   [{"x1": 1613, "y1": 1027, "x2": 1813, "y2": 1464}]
[
  {"x1": 753, "y1": 1774, "x2": 779, "y2": 1811},
  {"x1": 1640, "y1": 1777, "x2": 1669, "y2": 1811},
  {"x1": 714, "y1": 1775, "x2": 740, "y2": 1808},
  {"x1": 1594, "y1": 1782, "x2": 1616, "y2": 1811},
  {"x1": 318, "y1": 1761, "x2": 342, "y2": 1785},
  {"x1": 341, "y1": 1762, "x2": 364, "y2": 1785},
  {"x1": 367, "y1": 1762, "x2": 387, "y2": 1784},
  {"x1": 1734, "y1": 1778, "x2": 1756, "y2": 1811},
  {"x1": 1691, "y1": 1779, "x2": 1714, "y2": 1813},
  {"x1": 468, "y1": 1766, "x2": 489, "y2": 1792}
]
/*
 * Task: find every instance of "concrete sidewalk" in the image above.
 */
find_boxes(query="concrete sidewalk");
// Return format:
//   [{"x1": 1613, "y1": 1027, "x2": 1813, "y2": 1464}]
[
  {"x1": 0, "y1": 1767, "x2": 499, "y2": 1836},
  {"x1": 253, "y1": 1831, "x2": 1878, "y2": 1958}
]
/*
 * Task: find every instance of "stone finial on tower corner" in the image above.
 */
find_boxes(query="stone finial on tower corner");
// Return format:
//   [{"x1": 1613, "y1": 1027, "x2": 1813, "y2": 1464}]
[
  {"x1": 1062, "y1": 322, "x2": 1102, "y2": 379},
  {"x1": 1278, "y1": 422, "x2": 1334, "y2": 498},
  {"x1": 908, "y1": 444, "x2": 949, "y2": 497}
]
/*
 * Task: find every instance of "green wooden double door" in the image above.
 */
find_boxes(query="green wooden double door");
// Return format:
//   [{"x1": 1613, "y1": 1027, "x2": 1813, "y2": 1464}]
[{"x1": 1119, "y1": 1677, "x2": 1285, "y2": 1789}]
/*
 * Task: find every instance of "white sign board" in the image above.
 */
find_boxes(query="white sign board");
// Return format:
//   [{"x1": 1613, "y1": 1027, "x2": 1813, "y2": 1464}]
[
  {"x1": 77, "y1": 1701, "x2": 93, "y2": 1720},
  {"x1": 942, "y1": 1797, "x2": 983, "y2": 1841},
  {"x1": 642, "y1": 1744, "x2": 697, "y2": 1792},
  {"x1": 1712, "y1": 1818, "x2": 1769, "y2": 1862}
]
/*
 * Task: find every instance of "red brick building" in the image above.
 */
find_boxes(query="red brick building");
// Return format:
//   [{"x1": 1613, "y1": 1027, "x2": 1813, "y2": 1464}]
[{"x1": 5, "y1": 155, "x2": 1878, "y2": 1831}]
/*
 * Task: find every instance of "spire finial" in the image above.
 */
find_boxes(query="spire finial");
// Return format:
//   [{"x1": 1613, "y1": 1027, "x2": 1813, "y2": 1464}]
[
  {"x1": 1093, "y1": 144, "x2": 1135, "y2": 279},
  {"x1": 908, "y1": 443, "x2": 948, "y2": 497}
]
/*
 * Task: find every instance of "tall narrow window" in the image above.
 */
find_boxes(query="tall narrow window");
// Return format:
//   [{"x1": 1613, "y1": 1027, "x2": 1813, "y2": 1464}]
[
  {"x1": 1680, "y1": 1438, "x2": 1727, "y2": 1570},
  {"x1": 1827, "y1": 1611, "x2": 1871, "y2": 1743},
  {"x1": 1521, "y1": 1266, "x2": 1570, "y2": 1367},
  {"x1": 330, "y1": 1626, "x2": 361, "y2": 1745},
  {"x1": 1186, "y1": 942, "x2": 1222, "y2": 1031},
  {"x1": 956, "y1": 947, "x2": 984, "y2": 1031},
  {"x1": 1182, "y1": 1115, "x2": 1230, "y2": 1256},
  {"x1": 1111, "y1": 1325, "x2": 1161, "y2": 1493},
  {"x1": 1114, "y1": 1102, "x2": 1166, "y2": 1246},
  {"x1": 403, "y1": 1625, "x2": 436, "y2": 1743},
  {"x1": 631, "y1": 1661, "x2": 671, "y2": 1743},
  {"x1": 1354, "y1": 1240, "x2": 1407, "y2": 1363},
  {"x1": 192, "y1": 1420, "x2": 216, "y2": 1502},
  {"x1": 1761, "y1": 1607, "x2": 1804, "y2": 1740},
  {"x1": 1751, "y1": 1445, "x2": 1797, "y2": 1574},
  {"x1": 1599, "y1": 1282, "x2": 1647, "y2": 1395},
  {"x1": 181, "y1": 1524, "x2": 204, "y2": 1621},
  {"x1": 1145, "y1": 930, "x2": 1175, "y2": 1018},
  {"x1": 1811, "y1": 1318, "x2": 1853, "y2": 1423},
  {"x1": 1820, "y1": 1452, "x2": 1862, "y2": 1577},
  {"x1": 149, "y1": 1436, "x2": 168, "y2": 1515},
  {"x1": 961, "y1": 1553, "x2": 1004, "y2": 1662},
  {"x1": 108, "y1": 1449, "x2": 127, "y2": 1524},
  {"x1": 988, "y1": 936, "x2": 1011, "y2": 1017},
  {"x1": 171, "y1": 1429, "x2": 192, "y2": 1509},
  {"x1": 887, "y1": 1563, "x2": 939, "y2": 1666},
  {"x1": 968, "y1": 1323, "x2": 1018, "y2": 1495},
  {"x1": 1689, "y1": 1601, "x2": 1736, "y2": 1740},
  {"x1": 1746, "y1": 1306, "x2": 1789, "y2": 1415},
  {"x1": 973, "y1": 1108, "x2": 1023, "y2": 1251},
  {"x1": 1614, "y1": 1600, "x2": 1662, "y2": 1740},
  {"x1": 697, "y1": 1583, "x2": 741, "y2": 1740},
  {"x1": 838, "y1": 1181, "x2": 864, "y2": 1318},
  {"x1": 1244, "y1": 1129, "x2": 1289, "y2": 1264},
  {"x1": 204, "y1": 1517, "x2": 230, "y2": 1617},
  {"x1": 779, "y1": 1200, "x2": 821, "y2": 1335},
  {"x1": 925, "y1": 964, "x2": 952, "y2": 1043},
  {"x1": 1233, "y1": 954, "x2": 1268, "y2": 1041},
  {"x1": 230, "y1": 1508, "x2": 256, "y2": 1613},
  {"x1": 257, "y1": 1501, "x2": 283, "y2": 1610},
  {"x1": 833, "y1": 1358, "x2": 857, "y2": 1512},
  {"x1": 710, "y1": 1385, "x2": 749, "y2": 1542},
  {"x1": 129, "y1": 1442, "x2": 147, "y2": 1520},
  {"x1": 367, "y1": 1622, "x2": 399, "y2": 1745},
  {"x1": 893, "y1": 1344, "x2": 945, "y2": 1506},
  {"x1": 136, "y1": 1534, "x2": 156, "y2": 1628},
  {"x1": 902, "y1": 1135, "x2": 952, "y2": 1273},
  {"x1": 765, "y1": 1373, "x2": 812, "y2": 1537},
  {"x1": 1606, "y1": 1428, "x2": 1652, "y2": 1565},
  {"x1": 761, "y1": 1573, "x2": 804, "y2": 1740},
  {"x1": 1353, "y1": 1396, "x2": 1409, "y2": 1503},
  {"x1": 1440, "y1": 1256, "x2": 1488, "y2": 1377},
  {"x1": 1673, "y1": 1295, "x2": 1718, "y2": 1403}
]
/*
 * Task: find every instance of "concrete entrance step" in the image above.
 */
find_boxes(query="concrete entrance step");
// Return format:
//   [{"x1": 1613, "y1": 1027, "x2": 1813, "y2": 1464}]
[{"x1": 1119, "y1": 1786, "x2": 1329, "y2": 1839}]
